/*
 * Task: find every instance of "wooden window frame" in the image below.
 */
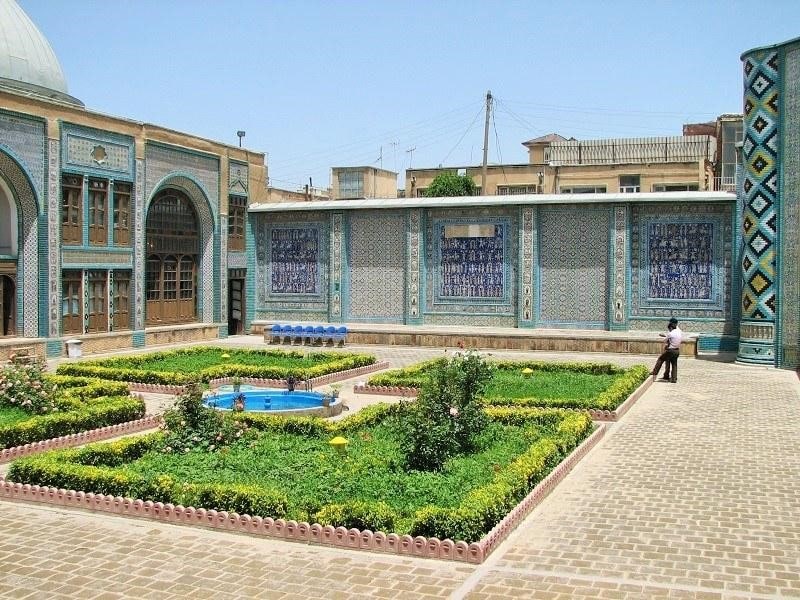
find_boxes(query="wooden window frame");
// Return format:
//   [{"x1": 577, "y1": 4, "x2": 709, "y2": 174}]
[
  {"x1": 88, "y1": 179, "x2": 108, "y2": 246},
  {"x1": 62, "y1": 270, "x2": 82, "y2": 335},
  {"x1": 61, "y1": 175, "x2": 83, "y2": 244},
  {"x1": 228, "y1": 196, "x2": 246, "y2": 252},
  {"x1": 113, "y1": 182, "x2": 132, "y2": 246},
  {"x1": 112, "y1": 271, "x2": 131, "y2": 331},
  {"x1": 86, "y1": 270, "x2": 107, "y2": 333}
]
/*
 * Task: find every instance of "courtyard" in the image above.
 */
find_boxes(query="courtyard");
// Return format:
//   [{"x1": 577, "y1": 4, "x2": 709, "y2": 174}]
[{"x1": 1, "y1": 340, "x2": 798, "y2": 599}]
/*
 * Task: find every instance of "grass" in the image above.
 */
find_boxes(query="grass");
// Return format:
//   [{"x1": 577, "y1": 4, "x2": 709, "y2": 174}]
[
  {"x1": 483, "y1": 369, "x2": 617, "y2": 401},
  {"x1": 0, "y1": 405, "x2": 32, "y2": 428}
]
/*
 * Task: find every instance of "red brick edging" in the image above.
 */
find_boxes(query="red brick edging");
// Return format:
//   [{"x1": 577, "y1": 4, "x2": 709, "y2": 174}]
[
  {"x1": 0, "y1": 421, "x2": 604, "y2": 563},
  {"x1": 0, "y1": 415, "x2": 162, "y2": 464}
]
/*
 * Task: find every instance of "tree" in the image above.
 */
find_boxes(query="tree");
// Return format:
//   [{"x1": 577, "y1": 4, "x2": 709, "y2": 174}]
[{"x1": 423, "y1": 172, "x2": 477, "y2": 197}]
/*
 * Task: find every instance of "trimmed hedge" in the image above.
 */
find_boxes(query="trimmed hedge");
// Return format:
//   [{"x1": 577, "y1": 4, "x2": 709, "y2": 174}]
[
  {"x1": 7, "y1": 406, "x2": 592, "y2": 542},
  {"x1": 0, "y1": 376, "x2": 144, "y2": 449},
  {"x1": 55, "y1": 347, "x2": 377, "y2": 385}
]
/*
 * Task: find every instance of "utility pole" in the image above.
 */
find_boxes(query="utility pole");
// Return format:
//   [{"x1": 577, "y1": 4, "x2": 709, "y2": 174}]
[
  {"x1": 406, "y1": 146, "x2": 416, "y2": 169},
  {"x1": 481, "y1": 90, "x2": 492, "y2": 196}
]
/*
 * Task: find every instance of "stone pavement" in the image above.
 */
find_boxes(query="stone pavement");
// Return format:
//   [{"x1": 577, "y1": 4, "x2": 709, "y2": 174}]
[{"x1": 2, "y1": 343, "x2": 799, "y2": 599}]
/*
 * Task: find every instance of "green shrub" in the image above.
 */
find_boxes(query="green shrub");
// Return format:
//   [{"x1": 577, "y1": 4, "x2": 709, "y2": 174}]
[
  {"x1": 314, "y1": 500, "x2": 396, "y2": 532},
  {"x1": 187, "y1": 483, "x2": 288, "y2": 518},
  {"x1": 0, "y1": 361, "x2": 58, "y2": 414}
]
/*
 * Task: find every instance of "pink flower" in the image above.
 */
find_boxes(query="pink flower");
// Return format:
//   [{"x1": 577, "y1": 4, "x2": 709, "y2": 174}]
[{"x1": 449, "y1": 406, "x2": 459, "y2": 417}]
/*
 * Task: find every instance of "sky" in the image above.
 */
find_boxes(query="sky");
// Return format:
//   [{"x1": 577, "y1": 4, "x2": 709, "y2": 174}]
[{"x1": 17, "y1": 0, "x2": 800, "y2": 192}]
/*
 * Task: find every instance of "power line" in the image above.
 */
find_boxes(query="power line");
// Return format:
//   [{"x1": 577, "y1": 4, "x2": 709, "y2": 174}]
[{"x1": 439, "y1": 105, "x2": 484, "y2": 166}]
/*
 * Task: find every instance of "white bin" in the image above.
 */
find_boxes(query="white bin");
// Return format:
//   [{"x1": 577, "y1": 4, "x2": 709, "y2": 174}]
[{"x1": 65, "y1": 339, "x2": 83, "y2": 358}]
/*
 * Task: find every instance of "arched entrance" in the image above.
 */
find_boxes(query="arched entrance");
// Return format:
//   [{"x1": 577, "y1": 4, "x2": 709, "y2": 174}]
[{"x1": 145, "y1": 189, "x2": 199, "y2": 324}]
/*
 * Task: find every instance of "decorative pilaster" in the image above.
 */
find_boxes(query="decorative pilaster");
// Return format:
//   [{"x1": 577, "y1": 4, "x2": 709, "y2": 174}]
[
  {"x1": 610, "y1": 205, "x2": 628, "y2": 329},
  {"x1": 737, "y1": 50, "x2": 779, "y2": 365},
  {"x1": 407, "y1": 209, "x2": 422, "y2": 324},
  {"x1": 133, "y1": 158, "x2": 145, "y2": 332},
  {"x1": 45, "y1": 138, "x2": 59, "y2": 339},
  {"x1": 518, "y1": 207, "x2": 535, "y2": 326},
  {"x1": 330, "y1": 212, "x2": 343, "y2": 320}
]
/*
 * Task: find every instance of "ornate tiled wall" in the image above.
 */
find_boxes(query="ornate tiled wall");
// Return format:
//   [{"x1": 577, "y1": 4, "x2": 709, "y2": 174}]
[
  {"x1": 61, "y1": 124, "x2": 134, "y2": 178},
  {"x1": 518, "y1": 207, "x2": 535, "y2": 326},
  {"x1": 779, "y1": 47, "x2": 800, "y2": 366},
  {"x1": 144, "y1": 144, "x2": 219, "y2": 215},
  {"x1": 229, "y1": 162, "x2": 248, "y2": 196},
  {"x1": 738, "y1": 49, "x2": 779, "y2": 364},
  {"x1": 423, "y1": 209, "x2": 516, "y2": 327},
  {"x1": 0, "y1": 111, "x2": 45, "y2": 200},
  {"x1": 630, "y1": 203, "x2": 733, "y2": 334},
  {"x1": 46, "y1": 140, "x2": 59, "y2": 339},
  {"x1": 133, "y1": 159, "x2": 145, "y2": 332},
  {"x1": 0, "y1": 149, "x2": 40, "y2": 338},
  {"x1": 538, "y1": 207, "x2": 610, "y2": 327},
  {"x1": 252, "y1": 212, "x2": 329, "y2": 320},
  {"x1": 407, "y1": 209, "x2": 422, "y2": 323},
  {"x1": 346, "y1": 211, "x2": 405, "y2": 322},
  {"x1": 611, "y1": 206, "x2": 628, "y2": 328}
]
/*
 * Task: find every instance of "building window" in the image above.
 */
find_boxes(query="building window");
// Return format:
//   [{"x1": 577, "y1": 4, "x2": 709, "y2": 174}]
[
  {"x1": 497, "y1": 185, "x2": 542, "y2": 195},
  {"x1": 62, "y1": 270, "x2": 82, "y2": 334},
  {"x1": 619, "y1": 175, "x2": 640, "y2": 193},
  {"x1": 88, "y1": 179, "x2": 108, "y2": 245},
  {"x1": 652, "y1": 183, "x2": 700, "y2": 192},
  {"x1": 61, "y1": 175, "x2": 83, "y2": 244},
  {"x1": 86, "y1": 271, "x2": 107, "y2": 333},
  {"x1": 559, "y1": 185, "x2": 607, "y2": 194},
  {"x1": 415, "y1": 188, "x2": 428, "y2": 198},
  {"x1": 338, "y1": 171, "x2": 364, "y2": 199},
  {"x1": 113, "y1": 182, "x2": 131, "y2": 246},
  {"x1": 113, "y1": 271, "x2": 130, "y2": 331},
  {"x1": 228, "y1": 196, "x2": 246, "y2": 252},
  {"x1": 0, "y1": 274, "x2": 15, "y2": 337},
  {"x1": 145, "y1": 189, "x2": 198, "y2": 324}
]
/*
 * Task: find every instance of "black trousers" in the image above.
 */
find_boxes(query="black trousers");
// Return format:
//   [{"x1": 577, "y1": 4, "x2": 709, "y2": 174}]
[{"x1": 652, "y1": 348, "x2": 680, "y2": 382}]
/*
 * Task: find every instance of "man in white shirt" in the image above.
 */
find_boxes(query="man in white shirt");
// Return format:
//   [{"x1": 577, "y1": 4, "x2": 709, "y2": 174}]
[{"x1": 651, "y1": 317, "x2": 683, "y2": 383}]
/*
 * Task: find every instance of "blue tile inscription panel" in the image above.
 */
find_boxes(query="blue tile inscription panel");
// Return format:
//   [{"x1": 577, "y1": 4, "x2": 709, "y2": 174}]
[
  {"x1": 438, "y1": 223, "x2": 504, "y2": 299},
  {"x1": 647, "y1": 222, "x2": 713, "y2": 300},
  {"x1": 270, "y1": 227, "x2": 320, "y2": 294}
]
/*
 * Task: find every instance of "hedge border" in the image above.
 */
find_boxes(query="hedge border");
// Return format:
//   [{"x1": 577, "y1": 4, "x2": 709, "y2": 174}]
[{"x1": 0, "y1": 421, "x2": 605, "y2": 563}]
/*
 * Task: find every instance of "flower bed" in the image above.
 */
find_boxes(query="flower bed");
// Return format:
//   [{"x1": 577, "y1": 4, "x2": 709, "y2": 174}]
[
  {"x1": 0, "y1": 366, "x2": 145, "y2": 451},
  {"x1": 6, "y1": 403, "x2": 593, "y2": 551},
  {"x1": 55, "y1": 347, "x2": 377, "y2": 386},
  {"x1": 362, "y1": 359, "x2": 650, "y2": 413}
]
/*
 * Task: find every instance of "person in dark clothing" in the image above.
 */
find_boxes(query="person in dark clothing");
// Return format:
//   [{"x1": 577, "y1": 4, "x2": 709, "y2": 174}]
[{"x1": 651, "y1": 317, "x2": 683, "y2": 383}]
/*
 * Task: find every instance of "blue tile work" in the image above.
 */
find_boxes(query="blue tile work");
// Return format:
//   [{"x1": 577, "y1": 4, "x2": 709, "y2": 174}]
[
  {"x1": 406, "y1": 209, "x2": 422, "y2": 323},
  {"x1": 647, "y1": 222, "x2": 714, "y2": 300},
  {"x1": 346, "y1": 211, "x2": 405, "y2": 322},
  {"x1": 740, "y1": 50, "x2": 779, "y2": 322},
  {"x1": 144, "y1": 143, "x2": 219, "y2": 218},
  {"x1": 538, "y1": 207, "x2": 610, "y2": 327},
  {"x1": 46, "y1": 139, "x2": 60, "y2": 337},
  {"x1": 229, "y1": 162, "x2": 248, "y2": 196},
  {"x1": 330, "y1": 213, "x2": 343, "y2": 320},
  {"x1": 253, "y1": 212, "x2": 328, "y2": 319},
  {"x1": 0, "y1": 110, "x2": 45, "y2": 201},
  {"x1": 0, "y1": 148, "x2": 39, "y2": 337},
  {"x1": 631, "y1": 204, "x2": 732, "y2": 322},
  {"x1": 270, "y1": 227, "x2": 321, "y2": 294},
  {"x1": 611, "y1": 206, "x2": 628, "y2": 329},
  {"x1": 61, "y1": 124, "x2": 134, "y2": 177},
  {"x1": 518, "y1": 207, "x2": 535, "y2": 326},
  {"x1": 133, "y1": 158, "x2": 145, "y2": 331},
  {"x1": 777, "y1": 46, "x2": 800, "y2": 367}
]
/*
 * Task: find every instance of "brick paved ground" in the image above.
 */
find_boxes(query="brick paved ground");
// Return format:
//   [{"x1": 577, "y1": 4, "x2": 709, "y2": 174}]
[{"x1": 1, "y1": 341, "x2": 799, "y2": 599}]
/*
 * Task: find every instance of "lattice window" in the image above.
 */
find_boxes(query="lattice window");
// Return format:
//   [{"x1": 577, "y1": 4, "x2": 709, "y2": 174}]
[
  {"x1": 113, "y1": 271, "x2": 131, "y2": 331},
  {"x1": 88, "y1": 179, "x2": 108, "y2": 245},
  {"x1": 228, "y1": 195, "x2": 246, "y2": 252},
  {"x1": 86, "y1": 271, "x2": 107, "y2": 333},
  {"x1": 61, "y1": 270, "x2": 82, "y2": 334},
  {"x1": 145, "y1": 190, "x2": 199, "y2": 325},
  {"x1": 61, "y1": 175, "x2": 83, "y2": 244},
  {"x1": 113, "y1": 182, "x2": 131, "y2": 246}
]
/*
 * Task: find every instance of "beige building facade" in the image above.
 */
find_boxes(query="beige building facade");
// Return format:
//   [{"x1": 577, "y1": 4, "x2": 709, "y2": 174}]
[{"x1": 331, "y1": 166, "x2": 398, "y2": 200}]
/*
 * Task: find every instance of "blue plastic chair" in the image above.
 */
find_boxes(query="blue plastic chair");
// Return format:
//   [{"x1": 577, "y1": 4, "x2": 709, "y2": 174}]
[
  {"x1": 270, "y1": 324, "x2": 282, "y2": 344},
  {"x1": 333, "y1": 325, "x2": 348, "y2": 345},
  {"x1": 312, "y1": 325, "x2": 324, "y2": 344},
  {"x1": 323, "y1": 325, "x2": 336, "y2": 345},
  {"x1": 280, "y1": 324, "x2": 293, "y2": 343},
  {"x1": 302, "y1": 325, "x2": 315, "y2": 344},
  {"x1": 292, "y1": 324, "x2": 304, "y2": 344}
]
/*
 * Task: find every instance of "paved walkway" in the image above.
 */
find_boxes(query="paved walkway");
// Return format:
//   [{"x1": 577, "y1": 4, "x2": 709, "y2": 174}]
[{"x1": 2, "y1": 343, "x2": 799, "y2": 599}]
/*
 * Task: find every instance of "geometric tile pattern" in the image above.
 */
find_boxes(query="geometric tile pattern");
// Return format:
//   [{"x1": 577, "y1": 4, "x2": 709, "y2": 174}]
[
  {"x1": 144, "y1": 144, "x2": 219, "y2": 218},
  {"x1": 778, "y1": 47, "x2": 800, "y2": 367},
  {"x1": 228, "y1": 161, "x2": 248, "y2": 196},
  {"x1": 612, "y1": 206, "x2": 627, "y2": 325},
  {"x1": 347, "y1": 211, "x2": 405, "y2": 322},
  {"x1": 0, "y1": 111, "x2": 46, "y2": 200},
  {"x1": 331, "y1": 213, "x2": 343, "y2": 319},
  {"x1": 538, "y1": 207, "x2": 609, "y2": 327},
  {"x1": 133, "y1": 159, "x2": 145, "y2": 330},
  {"x1": 407, "y1": 209, "x2": 422, "y2": 320},
  {"x1": 519, "y1": 207, "x2": 535, "y2": 323},
  {"x1": 219, "y1": 214, "x2": 227, "y2": 325},
  {"x1": 0, "y1": 149, "x2": 39, "y2": 337},
  {"x1": 741, "y1": 50, "x2": 779, "y2": 321},
  {"x1": 46, "y1": 139, "x2": 59, "y2": 337},
  {"x1": 63, "y1": 125, "x2": 133, "y2": 176}
]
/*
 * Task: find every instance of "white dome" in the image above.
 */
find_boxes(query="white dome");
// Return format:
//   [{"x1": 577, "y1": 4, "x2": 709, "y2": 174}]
[{"x1": 0, "y1": 0, "x2": 82, "y2": 106}]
